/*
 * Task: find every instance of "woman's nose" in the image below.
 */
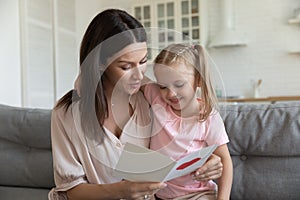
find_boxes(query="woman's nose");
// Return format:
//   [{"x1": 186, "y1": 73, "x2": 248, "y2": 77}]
[{"x1": 132, "y1": 66, "x2": 144, "y2": 80}]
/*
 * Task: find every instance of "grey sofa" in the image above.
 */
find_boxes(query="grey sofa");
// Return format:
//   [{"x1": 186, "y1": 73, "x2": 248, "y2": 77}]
[
  {"x1": 0, "y1": 104, "x2": 53, "y2": 200},
  {"x1": 0, "y1": 102, "x2": 299, "y2": 200}
]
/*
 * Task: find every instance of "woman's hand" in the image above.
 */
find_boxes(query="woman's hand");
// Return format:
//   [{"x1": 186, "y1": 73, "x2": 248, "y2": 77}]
[
  {"x1": 191, "y1": 154, "x2": 223, "y2": 182},
  {"x1": 119, "y1": 180, "x2": 166, "y2": 200},
  {"x1": 66, "y1": 181, "x2": 166, "y2": 200}
]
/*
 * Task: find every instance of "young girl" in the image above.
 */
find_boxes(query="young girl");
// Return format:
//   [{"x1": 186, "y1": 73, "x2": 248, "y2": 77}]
[{"x1": 144, "y1": 44, "x2": 233, "y2": 200}]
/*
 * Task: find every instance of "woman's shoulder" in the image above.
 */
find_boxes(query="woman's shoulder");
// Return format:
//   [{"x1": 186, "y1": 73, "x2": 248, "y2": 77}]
[
  {"x1": 51, "y1": 101, "x2": 83, "y2": 143},
  {"x1": 52, "y1": 101, "x2": 80, "y2": 126}
]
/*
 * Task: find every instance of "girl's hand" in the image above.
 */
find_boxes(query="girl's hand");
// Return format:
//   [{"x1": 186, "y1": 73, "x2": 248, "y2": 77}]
[
  {"x1": 119, "y1": 180, "x2": 166, "y2": 200},
  {"x1": 191, "y1": 154, "x2": 223, "y2": 182}
]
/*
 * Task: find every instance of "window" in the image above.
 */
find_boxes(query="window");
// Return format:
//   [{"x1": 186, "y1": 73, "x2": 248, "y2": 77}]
[
  {"x1": 20, "y1": 0, "x2": 77, "y2": 108},
  {"x1": 132, "y1": 0, "x2": 205, "y2": 60}
]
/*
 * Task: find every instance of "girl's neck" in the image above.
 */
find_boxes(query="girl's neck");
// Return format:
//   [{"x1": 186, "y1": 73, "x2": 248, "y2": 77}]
[{"x1": 173, "y1": 96, "x2": 201, "y2": 118}]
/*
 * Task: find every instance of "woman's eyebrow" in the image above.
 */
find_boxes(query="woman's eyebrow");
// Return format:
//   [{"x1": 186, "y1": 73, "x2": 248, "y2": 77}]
[
  {"x1": 117, "y1": 60, "x2": 133, "y2": 64},
  {"x1": 117, "y1": 53, "x2": 148, "y2": 64}
]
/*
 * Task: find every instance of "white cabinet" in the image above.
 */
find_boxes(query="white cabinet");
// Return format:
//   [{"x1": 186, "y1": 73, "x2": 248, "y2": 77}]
[
  {"x1": 20, "y1": 0, "x2": 77, "y2": 108},
  {"x1": 132, "y1": 0, "x2": 207, "y2": 60}
]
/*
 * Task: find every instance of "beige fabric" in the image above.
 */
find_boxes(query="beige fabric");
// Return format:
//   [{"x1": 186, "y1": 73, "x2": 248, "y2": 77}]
[{"x1": 49, "y1": 91, "x2": 152, "y2": 199}]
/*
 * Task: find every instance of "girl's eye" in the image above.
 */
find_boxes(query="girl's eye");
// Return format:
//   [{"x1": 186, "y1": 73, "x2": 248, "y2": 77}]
[
  {"x1": 174, "y1": 82, "x2": 185, "y2": 88},
  {"x1": 159, "y1": 85, "x2": 167, "y2": 90}
]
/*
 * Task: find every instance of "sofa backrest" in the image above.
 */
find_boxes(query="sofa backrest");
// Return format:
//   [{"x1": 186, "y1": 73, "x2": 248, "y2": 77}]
[
  {"x1": 219, "y1": 102, "x2": 300, "y2": 200},
  {"x1": 0, "y1": 104, "x2": 54, "y2": 189},
  {"x1": 1, "y1": 102, "x2": 300, "y2": 200}
]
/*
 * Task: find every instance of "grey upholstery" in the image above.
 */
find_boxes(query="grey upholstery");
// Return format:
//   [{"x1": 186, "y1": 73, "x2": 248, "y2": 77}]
[
  {"x1": 0, "y1": 102, "x2": 299, "y2": 200},
  {"x1": 0, "y1": 104, "x2": 54, "y2": 200},
  {"x1": 219, "y1": 102, "x2": 300, "y2": 200}
]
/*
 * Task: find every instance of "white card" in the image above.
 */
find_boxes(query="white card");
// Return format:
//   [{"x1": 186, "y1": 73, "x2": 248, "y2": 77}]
[{"x1": 113, "y1": 143, "x2": 217, "y2": 182}]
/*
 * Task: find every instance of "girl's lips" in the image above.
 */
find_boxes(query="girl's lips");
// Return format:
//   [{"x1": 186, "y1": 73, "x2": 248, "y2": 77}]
[{"x1": 168, "y1": 98, "x2": 181, "y2": 104}]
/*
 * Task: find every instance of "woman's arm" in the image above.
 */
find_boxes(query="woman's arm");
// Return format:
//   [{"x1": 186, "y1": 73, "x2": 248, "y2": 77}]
[
  {"x1": 67, "y1": 181, "x2": 166, "y2": 200},
  {"x1": 51, "y1": 108, "x2": 166, "y2": 200},
  {"x1": 212, "y1": 144, "x2": 233, "y2": 200}
]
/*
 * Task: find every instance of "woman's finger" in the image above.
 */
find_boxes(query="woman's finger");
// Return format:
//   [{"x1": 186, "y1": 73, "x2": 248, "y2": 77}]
[{"x1": 122, "y1": 181, "x2": 166, "y2": 199}]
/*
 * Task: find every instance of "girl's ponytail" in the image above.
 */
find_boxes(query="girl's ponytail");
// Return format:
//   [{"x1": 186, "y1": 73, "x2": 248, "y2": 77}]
[{"x1": 193, "y1": 44, "x2": 218, "y2": 121}]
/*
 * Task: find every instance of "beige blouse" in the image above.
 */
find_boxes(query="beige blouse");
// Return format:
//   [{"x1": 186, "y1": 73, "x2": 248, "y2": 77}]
[{"x1": 48, "y1": 91, "x2": 152, "y2": 200}]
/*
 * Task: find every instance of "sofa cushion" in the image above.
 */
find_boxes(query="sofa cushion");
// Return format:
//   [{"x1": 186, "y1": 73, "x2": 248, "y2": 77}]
[
  {"x1": 219, "y1": 102, "x2": 300, "y2": 200},
  {"x1": 0, "y1": 186, "x2": 49, "y2": 200},
  {"x1": 0, "y1": 104, "x2": 54, "y2": 189}
]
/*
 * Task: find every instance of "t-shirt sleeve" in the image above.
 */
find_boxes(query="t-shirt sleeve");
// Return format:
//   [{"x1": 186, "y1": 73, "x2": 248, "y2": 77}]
[
  {"x1": 205, "y1": 111, "x2": 229, "y2": 146},
  {"x1": 49, "y1": 107, "x2": 87, "y2": 199},
  {"x1": 144, "y1": 83, "x2": 161, "y2": 104}
]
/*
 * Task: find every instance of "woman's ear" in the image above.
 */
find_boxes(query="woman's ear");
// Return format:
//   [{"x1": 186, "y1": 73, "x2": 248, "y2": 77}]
[
  {"x1": 99, "y1": 65, "x2": 105, "y2": 74},
  {"x1": 74, "y1": 73, "x2": 81, "y2": 96}
]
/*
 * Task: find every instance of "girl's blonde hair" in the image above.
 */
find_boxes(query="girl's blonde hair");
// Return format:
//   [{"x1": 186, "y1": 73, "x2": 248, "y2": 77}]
[{"x1": 154, "y1": 43, "x2": 218, "y2": 121}]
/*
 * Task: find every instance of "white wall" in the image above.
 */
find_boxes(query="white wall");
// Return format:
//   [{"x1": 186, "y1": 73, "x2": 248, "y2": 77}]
[
  {"x1": 75, "y1": 0, "x2": 102, "y2": 46},
  {"x1": 207, "y1": 0, "x2": 300, "y2": 98},
  {"x1": 0, "y1": 0, "x2": 21, "y2": 106},
  {"x1": 97, "y1": 0, "x2": 300, "y2": 98},
  {"x1": 0, "y1": 0, "x2": 103, "y2": 108},
  {"x1": 1, "y1": 0, "x2": 299, "y2": 108},
  {"x1": 98, "y1": 0, "x2": 131, "y2": 13},
  {"x1": 75, "y1": 0, "x2": 131, "y2": 43}
]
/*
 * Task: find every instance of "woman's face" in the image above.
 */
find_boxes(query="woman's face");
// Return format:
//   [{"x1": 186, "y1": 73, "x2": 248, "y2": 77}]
[{"x1": 103, "y1": 42, "x2": 148, "y2": 95}]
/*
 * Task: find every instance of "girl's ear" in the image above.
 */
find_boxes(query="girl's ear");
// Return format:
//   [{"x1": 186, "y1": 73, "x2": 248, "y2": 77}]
[
  {"x1": 194, "y1": 70, "x2": 202, "y2": 89},
  {"x1": 196, "y1": 86, "x2": 202, "y2": 99}
]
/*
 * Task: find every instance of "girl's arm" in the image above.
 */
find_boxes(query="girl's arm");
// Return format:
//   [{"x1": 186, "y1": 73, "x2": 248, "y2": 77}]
[
  {"x1": 66, "y1": 181, "x2": 166, "y2": 200},
  {"x1": 213, "y1": 144, "x2": 233, "y2": 200},
  {"x1": 191, "y1": 154, "x2": 223, "y2": 181}
]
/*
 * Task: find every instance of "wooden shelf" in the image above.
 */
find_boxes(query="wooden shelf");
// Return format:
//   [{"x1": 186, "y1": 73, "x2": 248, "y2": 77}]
[
  {"x1": 288, "y1": 49, "x2": 300, "y2": 54},
  {"x1": 288, "y1": 18, "x2": 300, "y2": 24},
  {"x1": 219, "y1": 96, "x2": 300, "y2": 104}
]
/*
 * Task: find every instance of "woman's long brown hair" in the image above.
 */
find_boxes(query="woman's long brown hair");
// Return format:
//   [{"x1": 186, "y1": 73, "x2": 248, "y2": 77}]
[{"x1": 55, "y1": 9, "x2": 147, "y2": 142}]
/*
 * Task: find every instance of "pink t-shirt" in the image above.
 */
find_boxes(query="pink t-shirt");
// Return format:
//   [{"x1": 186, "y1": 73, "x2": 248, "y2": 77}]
[{"x1": 144, "y1": 84, "x2": 229, "y2": 199}]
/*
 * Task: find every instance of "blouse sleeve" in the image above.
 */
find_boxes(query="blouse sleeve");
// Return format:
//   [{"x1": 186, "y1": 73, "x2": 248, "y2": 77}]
[
  {"x1": 49, "y1": 107, "x2": 87, "y2": 199},
  {"x1": 205, "y1": 111, "x2": 229, "y2": 146}
]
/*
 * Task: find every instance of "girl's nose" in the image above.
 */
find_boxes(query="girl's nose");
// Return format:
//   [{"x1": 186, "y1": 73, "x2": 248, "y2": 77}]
[{"x1": 166, "y1": 88, "x2": 177, "y2": 98}]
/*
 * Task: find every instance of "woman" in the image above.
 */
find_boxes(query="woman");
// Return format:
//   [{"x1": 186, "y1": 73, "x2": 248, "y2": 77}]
[{"x1": 49, "y1": 9, "x2": 223, "y2": 200}]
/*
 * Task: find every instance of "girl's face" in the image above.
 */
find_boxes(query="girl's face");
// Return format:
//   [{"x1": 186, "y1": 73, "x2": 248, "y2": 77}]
[
  {"x1": 154, "y1": 61, "x2": 198, "y2": 116},
  {"x1": 103, "y1": 42, "x2": 148, "y2": 95}
]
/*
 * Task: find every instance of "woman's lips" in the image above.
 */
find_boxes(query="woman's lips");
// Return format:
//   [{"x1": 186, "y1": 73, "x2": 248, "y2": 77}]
[{"x1": 129, "y1": 82, "x2": 141, "y2": 89}]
